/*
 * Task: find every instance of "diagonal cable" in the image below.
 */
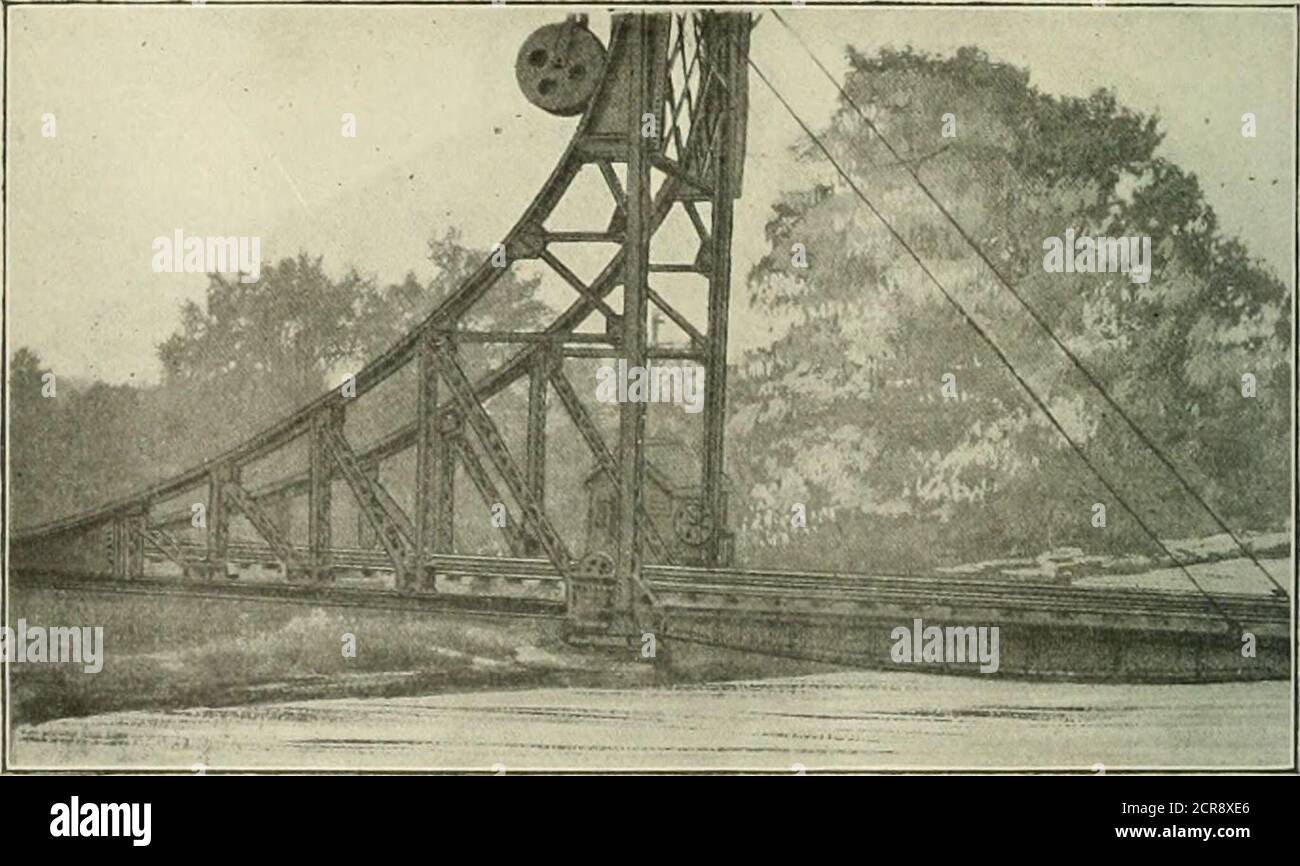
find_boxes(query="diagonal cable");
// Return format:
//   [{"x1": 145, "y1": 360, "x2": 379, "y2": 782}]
[
  {"x1": 771, "y1": 9, "x2": 1286, "y2": 597},
  {"x1": 746, "y1": 52, "x2": 1244, "y2": 632}
]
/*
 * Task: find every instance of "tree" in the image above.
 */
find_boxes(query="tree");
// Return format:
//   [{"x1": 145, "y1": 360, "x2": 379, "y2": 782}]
[
  {"x1": 353, "y1": 228, "x2": 552, "y2": 359},
  {"x1": 8, "y1": 348, "x2": 155, "y2": 526},
  {"x1": 152, "y1": 253, "x2": 372, "y2": 459},
  {"x1": 730, "y1": 46, "x2": 1291, "y2": 570},
  {"x1": 9, "y1": 348, "x2": 58, "y2": 524}
]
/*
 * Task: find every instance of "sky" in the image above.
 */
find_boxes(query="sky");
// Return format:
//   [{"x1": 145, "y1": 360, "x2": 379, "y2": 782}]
[{"x1": 4, "y1": 3, "x2": 1295, "y2": 385}]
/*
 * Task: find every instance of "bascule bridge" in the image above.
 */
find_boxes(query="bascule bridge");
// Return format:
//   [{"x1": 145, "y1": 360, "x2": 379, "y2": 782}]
[{"x1": 11, "y1": 12, "x2": 1287, "y2": 680}]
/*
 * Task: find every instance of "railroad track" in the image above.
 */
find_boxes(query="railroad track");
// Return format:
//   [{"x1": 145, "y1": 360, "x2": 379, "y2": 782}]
[
  {"x1": 647, "y1": 566, "x2": 1288, "y2": 625},
  {"x1": 16, "y1": 545, "x2": 1289, "y2": 633},
  {"x1": 13, "y1": 551, "x2": 1289, "y2": 680},
  {"x1": 11, "y1": 571, "x2": 565, "y2": 620}
]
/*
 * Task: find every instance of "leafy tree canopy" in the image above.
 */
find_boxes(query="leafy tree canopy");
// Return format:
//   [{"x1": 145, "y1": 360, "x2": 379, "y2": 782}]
[{"x1": 730, "y1": 46, "x2": 1290, "y2": 568}]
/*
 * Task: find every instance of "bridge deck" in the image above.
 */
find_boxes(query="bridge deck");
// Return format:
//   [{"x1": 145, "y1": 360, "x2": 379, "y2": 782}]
[{"x1": 15, "y1": 545, "x2": 1288, "y2": 683}]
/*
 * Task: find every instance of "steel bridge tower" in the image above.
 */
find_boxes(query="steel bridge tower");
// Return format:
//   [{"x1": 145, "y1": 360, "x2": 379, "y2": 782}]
[
  {"x1": 12, "y1": 12, "x2": 752, "y2": 643},
  {"x1": 507, "y1": 11, "x2": 751, "y2": 637}
]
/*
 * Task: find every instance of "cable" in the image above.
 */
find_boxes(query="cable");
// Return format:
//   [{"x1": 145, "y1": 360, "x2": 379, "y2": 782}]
[
  {"x1": 770, "y1": 10, "x2": 1287, "y2": 598},
  {"x1": 744, "y1": 52, "x2": 1243, "y2": 633}
]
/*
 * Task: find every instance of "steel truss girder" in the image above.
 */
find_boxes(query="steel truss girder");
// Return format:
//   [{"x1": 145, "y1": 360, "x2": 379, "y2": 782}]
[
  {"x1": 430, "y1": 336, "x2": 573, "y2": 575},
  {"x1": 700, "y1": 14, "x2": 743, "y2": 566},
  {"x1": 356, "y1": 464, "x2": 381, "y2": 549},
  {"x1": 546, "y1": 363, "x2": 674, "y2": 565},
  {"x1": 613, "y1": 14, "x2": 658, "y2": 621},
  {"x1": 207, "y1": 465, "x2": 233, "y2": 580},
  {"x1": 319, "y1": 421, "x2": 414, "y2": 581},
  {"x1": 308, "y1": 412, "x2": 336, "y2": 581},
  {"x1": 650, "y1": 154, "x2": 712, "y2": 200},
  {"x1": 14, "y1": 15, "x2": 749, "y2": 624},
  {"x1": 451, "y1": 436, "x2": 530, "y2": 558},
  {"x1": 371, "y1": 471, "x2": 415, "y2": 547},
  {"x1": 225, "y1": 480, "x2": 304, "y2": 572},
  {"x1": 109, "y1": 511, "x2": 146, "y2": 579},
  {"x1": 152, "y1": 509, "x2": 198, "y2": 530},
  {"x1": 451, "y1": 331, "x2": 614, "y2": 346},
  {"x1": 414, "y1": 333, "x2": 455, "y2": 585},
  {"x1": 137, "y1": 525, "x2": 191, "y2": 575},
  {"x1": 524, "y1": 352, "x2": 551, "y2": 556},
  {"x1": 54, "y1": 146, "x2": 712, "y2": 546},
  {"x1": 645, "y1": 284, "x2": 708, "y2": 351},
  {"x1": 540, "y1": 249, "x2": 620, "y2": 322}
]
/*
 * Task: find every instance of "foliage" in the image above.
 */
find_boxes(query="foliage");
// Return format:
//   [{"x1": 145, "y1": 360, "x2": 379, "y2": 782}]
[
  {"x1": 9, "y1": 234, "x2": 550, "y2": 529},
  {"x1": 729, "y1": 46, "x2": 1290, "y2": 569}
]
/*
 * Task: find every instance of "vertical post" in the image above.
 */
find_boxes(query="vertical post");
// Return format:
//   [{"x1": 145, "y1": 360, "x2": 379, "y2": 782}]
[
  {"x1": 308, "y1": 410, "x2": 337, "y2": 582},
  {"x1": 268, "y1": 491, "x2": 293, "y2": 550},
  {"x1": 415, "y1": 333, "x2": 455, "y2": 587},
  {"x1": 434, "y1": 342, "x2": 457, "y2": 558},
  {"x1": 127, "y1": 510, "x2": 146, "y2": 579},
  {"x1": 110, "y1": 515, "x2": 128, "y2": 579},
  {"x1": 357, "y1": 463, "x2": 380, "y2": 549},
  {"x1": 615, "y1": 14, "x2": 656, "y2": 618},
  {"x1": 101, "y1": 523, "x2": 116, "y2": 577},
  {"x1": 208, "y1": 466, "x2": 230, "y2": 580},
  {"x1": 525, "y1": 351, "x2": 550, "y2": 556},
  {"x1": 701, "y1": 15, "x2": 740, "y2": 566}
]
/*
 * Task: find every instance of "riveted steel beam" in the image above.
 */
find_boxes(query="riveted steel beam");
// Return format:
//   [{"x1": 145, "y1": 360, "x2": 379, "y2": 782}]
[
  {"x1": 524, "y1": 351, "x2": 552, "y2": 556},
  {"x1": 614, "y1": 14, "x2": 659, "y2": 620},
  {"x1": 414, "y1": 332, "x2": 456, "y2": 588},
  {"x1": 320, "y1": 423, "x2": 414, "y2": 586},
  {"x1": 452, "y1": 436, "x2": 530, "y2": 558},
  {"x1": 431, "y1": 336, "x2": 573, "y2": 576},
  {"x1": 700, "y1": 13, "x2": 744, "y2": 567},
  {"x1": 307, "y1": 410, "x2": 339, "y2": 582},
  {"x1": 207, "y1": 465, "x2": 234, "y2": 580},
  {"x1": 226, "y1": 480, "x2": 304, "y2": 573}
]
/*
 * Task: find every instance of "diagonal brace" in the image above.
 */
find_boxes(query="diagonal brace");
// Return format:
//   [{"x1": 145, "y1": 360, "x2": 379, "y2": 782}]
[
  {"x1": 319, "y1": 424, "x2": 414, "y2": 576},
  {"x1": 136, "y1": 525, "x2": 191, "y2": 575},
  {"x1": 547, "y1": 363, "x2": 675, "y2": 567},
  {"x1": 225, "y1": 481, "x2": 304, "y2": 572},
  {"x1": 539, "y1": 249, "x2": 621, "y2": 323},
  {"x1": 452, "y1": 437, "x2": 530, "y2": 558},
  {"x1": 430, "y1": 337, "x2": 573, "y2": 575}
]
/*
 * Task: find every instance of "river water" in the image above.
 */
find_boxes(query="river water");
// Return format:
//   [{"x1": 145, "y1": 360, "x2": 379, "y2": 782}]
[{"x1": 12, "y1": 670, "x2": 1290, "y2": 771}]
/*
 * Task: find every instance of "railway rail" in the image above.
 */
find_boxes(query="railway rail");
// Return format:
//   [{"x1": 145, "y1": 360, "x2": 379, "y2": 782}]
[{"x1": 14, "y1": 539, "x2": 1289, "y2": 682}]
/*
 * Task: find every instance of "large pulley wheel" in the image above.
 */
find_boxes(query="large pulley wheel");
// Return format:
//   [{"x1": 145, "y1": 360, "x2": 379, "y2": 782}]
[
  {"x1": 516, "y1": 18, "x2": 607, "y2": 117},
  {"x1": 672, "y1": 500, "x2": 714, "y2": 548}
]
